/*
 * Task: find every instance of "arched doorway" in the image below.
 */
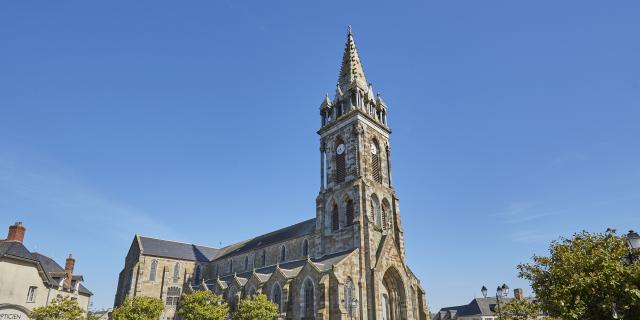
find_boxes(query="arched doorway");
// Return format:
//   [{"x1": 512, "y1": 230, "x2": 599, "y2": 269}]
[{"x1": 381, "y1": 267, "x2": 407, "y2": 320}]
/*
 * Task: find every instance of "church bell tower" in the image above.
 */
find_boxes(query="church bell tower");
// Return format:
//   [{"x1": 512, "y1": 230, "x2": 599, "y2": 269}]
[{"x1": 315, "y1": 28, "x2": 406, "y2": 265}]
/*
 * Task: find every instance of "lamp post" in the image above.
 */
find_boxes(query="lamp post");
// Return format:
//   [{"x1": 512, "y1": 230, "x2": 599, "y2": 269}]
[
  {"x1": 349, "y1": 298, "x2": 359, "y2": 320},
  {"x1": 482, "y1": 285, "x2": 507, "y2": 319},
  {"x1": 627, "y1": 230, "x2": 640, "y2": 263}
]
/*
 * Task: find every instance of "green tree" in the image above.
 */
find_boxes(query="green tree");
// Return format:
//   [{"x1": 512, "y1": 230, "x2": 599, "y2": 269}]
[
  {"x1": 111, "y1": 296, "x2": 164, "y2": 320},
  {"x1": 178, "y1": 290, "x2": 229, "y2": 320},
  {"x1": 518, "y1": 229, "x2": 640, "y2": 320},
  {"x1": 233, "y1": 294, "x2": 279, "y2": 320},
  {"x1": 30, "y1": 297, "x2": 85, "y2": 320},
  {"x1": 87, "y1": 309, "x2": 110, "y2": 320},
  {"x1": 86, "y1": 311, "x2": 102, "y2": 320},
  {"x1": 500, "y1": 298, "x2": 540, "y2": 320}
]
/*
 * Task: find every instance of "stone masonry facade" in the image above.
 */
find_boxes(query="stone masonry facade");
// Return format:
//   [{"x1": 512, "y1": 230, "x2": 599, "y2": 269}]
[{"x1": 114, "y1": 29, "x2": 430, "y2": 320}]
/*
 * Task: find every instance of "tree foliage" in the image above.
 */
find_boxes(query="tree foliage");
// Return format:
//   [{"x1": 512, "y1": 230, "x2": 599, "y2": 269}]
[
  {"x1": 86, "y1": 311, "x2": 103, "y2": 320},
  {"x1": 30, "y1": 297, "x2": 85, "y2": 320},
  {"x1": 500, "y1": 298, "x2": 540, "y2": 320},
  {"x1": 233, "y1": 294, "x2": 279, "y2": 320},
  {"x1": 518, "y1": 229, "x2": 640, "y2": 320},
  {"x1": 111, "y1": 296, "x2": 164, "y2": 320},
  {"x1": 178, "y1": 290, "x2": 229, "y2": 320}
]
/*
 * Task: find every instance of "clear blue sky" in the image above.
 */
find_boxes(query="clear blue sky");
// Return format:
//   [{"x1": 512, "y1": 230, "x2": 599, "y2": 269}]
[{"x1": 1, "y1": 0, "x2": 639, "y2": 312}]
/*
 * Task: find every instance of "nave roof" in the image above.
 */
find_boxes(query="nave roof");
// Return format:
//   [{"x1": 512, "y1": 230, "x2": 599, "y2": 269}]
[{"x1": 136, "y1": 218, "x2": 317, "y2": 263}]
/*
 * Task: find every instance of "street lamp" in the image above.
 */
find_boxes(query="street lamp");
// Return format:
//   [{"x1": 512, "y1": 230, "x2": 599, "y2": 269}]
[
  {"x1": 481, "y1": 284, "x2": 506, "y2": 319},
  {"x1": 501, "y1": 284, "x2": 509, "y2": 297},
  {"x1": 626, "y1": 230, "x2": 639, "y2": 263},
  {"x1": 349, "y1": 298, "x2": 359, "y2": 320},
  {"x1": 496, "y1": 286, "x2": 504, "y2": 320}
]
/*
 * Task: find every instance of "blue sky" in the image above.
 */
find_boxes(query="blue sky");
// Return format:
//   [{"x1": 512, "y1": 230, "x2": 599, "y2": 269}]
[{"x1": 1, "y1": 0, "x2": 639, "y2": 312}]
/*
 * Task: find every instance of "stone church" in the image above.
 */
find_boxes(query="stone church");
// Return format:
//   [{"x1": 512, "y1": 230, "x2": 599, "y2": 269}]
[{"x1": 114, "y1": 29, "x2": 430, "y2": 320}]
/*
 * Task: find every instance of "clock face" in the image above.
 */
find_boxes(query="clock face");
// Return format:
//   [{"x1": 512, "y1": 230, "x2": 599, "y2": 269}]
[
  {"x1": 336, "y1": 144, "x2": 345, "y2": 155},
  {"x1": 371, "y1": 143, "x2": 377, "y2": 155}
]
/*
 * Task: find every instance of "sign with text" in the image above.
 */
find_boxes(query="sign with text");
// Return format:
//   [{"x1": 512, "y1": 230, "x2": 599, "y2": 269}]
[{"x1": 0, "y1": 308, "x2": 30, "y2": 320}]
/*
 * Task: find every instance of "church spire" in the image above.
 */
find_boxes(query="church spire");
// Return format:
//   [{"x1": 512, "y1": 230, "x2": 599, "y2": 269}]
[{"x1": 337, "y1": 26, "x2": 367, "y2": 94}]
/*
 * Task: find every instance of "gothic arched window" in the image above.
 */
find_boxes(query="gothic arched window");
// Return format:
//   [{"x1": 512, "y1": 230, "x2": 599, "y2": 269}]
[
  {"x1": 303, "y1": 239, "x2": 309, "y2": 257},
  {"x1": 332, "y1": 203, "x2": 340, "y2": 231},
  {"x1": 336, "y1": 138, "x2": 346, "y2": 183},
  {"x1": 193, "y1": 265, "x2": 202, "y2": 284},
  {"x1": 371, "y1": 140, "x2": 382, "y2": 184},
  {"x1": 166, "y1": 286, "x2": 181, "y2": 306},
  {"x1": 346, "y1": 199, "x2": 354, "y2": 226},
  {"x1": 371, "y1": 195, "x2": 381, "y2": 227},
  {"x1": 244, "y1": 256, "x2": 249, "y2": 270},
  {"x1": 303, "y1": 278, "x2": 315, "y2": 318},
  {"x1": 262, "y1": 250, "x2": 267, "y2": 266},
  {"x1": 271, "y1": 283, "x2": 282, "y2": 312},
  {"x1": 280, "y1": 245, "x2": 286, "y2": 263},
  {"x1": 228, "y1": 287, "x2": 238, "y2": 311},
  {"x1": 344, "y1": 279, "x2": 354, "y2": 312},
  {"x1": 148, "y1": 260, "x2": 158, "y2": 282},
  {"x1": 382, "y1": 199, "x2": 391, "y2": 230},
  {"x1": 230, "y1": 259, "x2": 233, "y2": 273},
  {"x1": 173, "y1": 263, "x2": 180, "y2": 283}
]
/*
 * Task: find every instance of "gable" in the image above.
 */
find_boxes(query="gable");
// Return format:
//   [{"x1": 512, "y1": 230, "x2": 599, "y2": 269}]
[{"x1": 374, "y1": 235, "x2": 403, "y2": 270}]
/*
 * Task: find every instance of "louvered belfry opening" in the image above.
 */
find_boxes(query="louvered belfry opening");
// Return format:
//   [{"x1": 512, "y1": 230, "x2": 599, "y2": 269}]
[
  {"x1": 336, "y1": 153, "x2": 346, "y2": 183},
  {"x1": 372, "y1": 152, "x2": 382, "y2": 183},
  {"x1": 336, "y1": 139, "x2": 346, "y2": 183},
  {"x1": 346, "y1": 199, "x2": 354, "y2": 225}
]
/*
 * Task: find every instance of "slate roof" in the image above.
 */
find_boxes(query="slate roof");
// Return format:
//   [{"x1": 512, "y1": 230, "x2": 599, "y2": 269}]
[
  {"x1": 214, "y1": 218, "x2": 316, "y2": 260},
  {"x1": 138, "y1": 236, "x2": 220, "y2": 262},
  {"x1": 0, "y1": 240, "x2": 37, "y2": 262},
  {"x1": 435, "y1": 297, "x2": 521, "y2": 318},
  {"x1": 32, "y1": 252, "x2": 93, "y2": 296},
  {"x1": 137, "y1": 218, "x2": 317, "y2": 263},
  {"x1": 459, "y1": 297, "x2": 520, "y2": 316}
]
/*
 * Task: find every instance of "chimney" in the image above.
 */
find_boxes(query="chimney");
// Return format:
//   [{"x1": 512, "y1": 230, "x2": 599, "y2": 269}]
[
  {"x1": 514, "y1": 288, "x2": 524, "y2": 300},
  {"x1": 65, "y1": 254, "x2": 75, "y2": 287},
  {"x1": 7, "y1": 222, "x2": 26, "y2": 242}
]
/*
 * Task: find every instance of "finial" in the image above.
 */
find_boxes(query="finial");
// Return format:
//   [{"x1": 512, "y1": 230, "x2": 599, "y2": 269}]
[{"x1": 348, "y1": 25, "x2": 352, "y2": 35}]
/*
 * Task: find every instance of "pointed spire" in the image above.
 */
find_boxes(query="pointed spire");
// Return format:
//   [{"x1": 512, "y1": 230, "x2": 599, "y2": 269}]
[
  {"x1": 337, "y1": 26, "x2": 367, "y2": 93},
  {"x1": 320, "y1": 93, "x2": 332, "y2": 109}
]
